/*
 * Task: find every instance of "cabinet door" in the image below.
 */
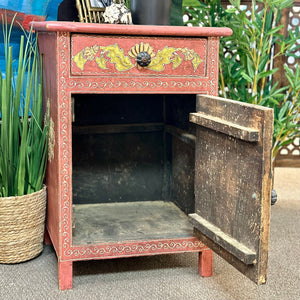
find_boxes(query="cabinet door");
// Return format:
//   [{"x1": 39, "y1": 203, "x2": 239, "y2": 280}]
[{"x1": 189, "y1": 95, "x2": 273, "y2": 284}]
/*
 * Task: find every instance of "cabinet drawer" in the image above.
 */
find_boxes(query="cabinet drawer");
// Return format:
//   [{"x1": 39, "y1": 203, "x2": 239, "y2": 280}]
[{"x1": 71, "y1": 34, "x2": 208, "y2": 78}]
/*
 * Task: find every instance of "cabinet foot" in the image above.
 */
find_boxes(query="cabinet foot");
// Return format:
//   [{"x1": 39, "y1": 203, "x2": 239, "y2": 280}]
[
  {"x1": 58, "y1": 261, "x2": 73, "y2": 290},
  {"x1": 44, "y1": 228, "x2": 52, "y2": 245},
  {"x1": 198, "y1": 249, "x2": 213, "y2": 277}
]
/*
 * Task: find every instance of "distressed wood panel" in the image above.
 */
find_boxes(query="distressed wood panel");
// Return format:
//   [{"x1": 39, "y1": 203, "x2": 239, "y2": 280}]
[
  {"x1": 189, "y1": 213, "x2": 256, "y2": 264},
  {"x1": 190, "y1": 112, "x2": 259, "y2": 142},
  {"x1": 190, "y1": 95, "x2": 273, "y2": 284}
]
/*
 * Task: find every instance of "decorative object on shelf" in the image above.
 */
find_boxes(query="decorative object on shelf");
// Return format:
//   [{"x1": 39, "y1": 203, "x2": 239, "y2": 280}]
[
  {"x1": 90, "y1": 0, "x2": 113, "y2": 7},
  {"x1": 0, "y1": 15, "x2": 49, "y2": 263},
  {"x1": 76, "y1": 0, "x2": 105, "y2": 22},
  {"x1": 76, "y1": 0, "x2": 131, "y2": 23},
  {"x1": 102, "y1": 3, "x2": 132, "y2": 24},
  {"x1": 130, "y1": 0, "x2": 172, "y2": 25}
]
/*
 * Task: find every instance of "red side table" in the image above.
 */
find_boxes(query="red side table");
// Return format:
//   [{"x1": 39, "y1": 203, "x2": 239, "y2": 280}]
[{"x1": 32, "y1": 22, "x2": 273, "y2": 290}]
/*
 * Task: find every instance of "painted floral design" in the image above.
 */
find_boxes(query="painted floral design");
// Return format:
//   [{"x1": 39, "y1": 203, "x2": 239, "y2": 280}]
[{"x1": 73, "y1": 42, "x2": 202, "y2": 72}]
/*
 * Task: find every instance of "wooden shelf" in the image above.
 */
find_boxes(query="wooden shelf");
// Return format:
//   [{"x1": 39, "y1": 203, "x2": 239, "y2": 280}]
[
  {"x1": 72, "y1": 201, "x2": 194, "y2": 245},
  {"x1": 72, "y1": 123, "x2": 165, "y2": 135}
]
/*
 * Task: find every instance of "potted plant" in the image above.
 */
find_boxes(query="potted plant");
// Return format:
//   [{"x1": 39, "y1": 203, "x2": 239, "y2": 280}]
[
  {"x1": 183, "y1": 0, "x2": 300, "y2": 203},
  {"x1": 0, "y1": 15, "x2": 49, "y2": 263},
  {"x1": 183, "y1": 0, "x2": 300, "y2": 162}
]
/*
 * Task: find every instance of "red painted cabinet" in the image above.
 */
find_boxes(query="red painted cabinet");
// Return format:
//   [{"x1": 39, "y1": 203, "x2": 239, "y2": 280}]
[{"x1": 32, "y1": 22, "x2": 272, "y2": 290}]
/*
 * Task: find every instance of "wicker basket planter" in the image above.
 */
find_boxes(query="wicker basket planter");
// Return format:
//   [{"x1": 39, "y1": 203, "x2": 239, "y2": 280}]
[{"x1": 0, "y1": 186, "x2": 47, "y2": 264}]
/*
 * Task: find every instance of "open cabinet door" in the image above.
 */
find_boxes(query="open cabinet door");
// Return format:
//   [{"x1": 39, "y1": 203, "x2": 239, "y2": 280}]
[{"x1": 189, "y1": 95, "x2": 273, "y2": 285}]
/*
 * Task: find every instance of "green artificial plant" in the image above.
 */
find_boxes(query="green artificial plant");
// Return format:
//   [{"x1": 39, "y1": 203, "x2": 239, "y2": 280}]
[
  {"x1": 183, "y1": 0, "x2": 300, "y2": 166},
  {"x1": 0, "y1": 16, "x2": 49, "y2": 197}
]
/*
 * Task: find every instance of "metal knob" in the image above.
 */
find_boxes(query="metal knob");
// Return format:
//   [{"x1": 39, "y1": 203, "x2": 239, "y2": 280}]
[{"x1": 136, "y1": 51, "x2": 152, "y2": 67}]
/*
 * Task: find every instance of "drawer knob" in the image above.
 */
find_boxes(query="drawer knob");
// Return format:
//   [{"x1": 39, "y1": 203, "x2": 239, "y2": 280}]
[{"x1": 136, "y1": 51, "x2": 152, "y2": 67}]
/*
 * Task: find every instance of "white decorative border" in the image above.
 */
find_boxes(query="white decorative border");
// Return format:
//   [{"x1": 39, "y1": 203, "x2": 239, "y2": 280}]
[
  {"x1": 58, "y1": 32, "x2": 72, "y2": 257},
  {"x1": 68, "y1": 239, "x2": 207, "y2": 260}
]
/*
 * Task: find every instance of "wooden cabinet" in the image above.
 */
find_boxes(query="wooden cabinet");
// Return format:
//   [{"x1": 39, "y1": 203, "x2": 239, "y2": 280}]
[{"x1": 32, "y1": 22, "x2": 273, "y2": 290}]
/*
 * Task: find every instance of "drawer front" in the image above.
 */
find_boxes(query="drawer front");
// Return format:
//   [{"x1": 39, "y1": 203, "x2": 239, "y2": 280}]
[{"x1": 71, "y1": 34, "x2": 208, "y2": 78}]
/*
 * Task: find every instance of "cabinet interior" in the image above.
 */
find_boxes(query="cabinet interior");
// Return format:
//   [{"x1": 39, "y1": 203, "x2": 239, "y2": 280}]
[{"x1": 72, "y1": 94, "x2": 197, "y2": 245}]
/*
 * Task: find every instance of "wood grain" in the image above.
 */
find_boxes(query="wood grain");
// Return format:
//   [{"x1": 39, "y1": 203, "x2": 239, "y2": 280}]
[{"x1": 190, "y1": 94, "x2": 273, "y2": 284}]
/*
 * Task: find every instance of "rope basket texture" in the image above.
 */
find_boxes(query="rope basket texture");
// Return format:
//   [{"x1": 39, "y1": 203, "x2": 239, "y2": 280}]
[{"x1": 0, "y1": 185, "x2": 46, "y2": 264}]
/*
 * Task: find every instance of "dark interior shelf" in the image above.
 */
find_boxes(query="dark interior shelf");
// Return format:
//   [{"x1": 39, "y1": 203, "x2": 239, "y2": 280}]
[
  {"x1": 72, "y1": 123, "x2": 165, "y2": 135},
  {"x1": 72, "y1": 201, "x2": 194, "y2": 245},
  {"x1": 72, "y1": 123, "x2": 195, "y2": 146}
]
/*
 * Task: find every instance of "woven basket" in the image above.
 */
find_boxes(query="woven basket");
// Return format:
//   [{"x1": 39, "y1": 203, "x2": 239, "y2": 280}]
[{"x1": 0, "y1": 185, "x2": 46, "y2": 264}]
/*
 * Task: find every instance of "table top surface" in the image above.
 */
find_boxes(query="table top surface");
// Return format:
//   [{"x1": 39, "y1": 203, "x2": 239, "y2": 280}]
[{"x1": 31, "y1": 21, "x2": 232, "y2": 37}]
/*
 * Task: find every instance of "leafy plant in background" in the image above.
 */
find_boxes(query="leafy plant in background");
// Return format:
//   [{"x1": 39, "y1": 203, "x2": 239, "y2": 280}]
[
  {"x1": 183, "y1": 0, "x2": 300, "y2": 166},
  {"x1": 0, "y1": 16, "x2": 49, "y2": 197}
]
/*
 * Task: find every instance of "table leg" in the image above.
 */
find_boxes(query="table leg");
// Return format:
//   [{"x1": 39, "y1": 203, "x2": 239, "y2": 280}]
[
  {"x1": 198, "y1": 249, "x2": 213, "y2": 277},
  {"x1": 44, "y1": 227, "x2": 52, "y2": 245},
  {"x1": 58, "y1": 260, "x2": 73, "y2": 290}
]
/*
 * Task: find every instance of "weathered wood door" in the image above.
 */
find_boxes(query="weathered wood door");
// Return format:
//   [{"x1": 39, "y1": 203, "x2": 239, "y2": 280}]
[{"x1": 189, "y1": 95, "x2": 273, "y2": 284}]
